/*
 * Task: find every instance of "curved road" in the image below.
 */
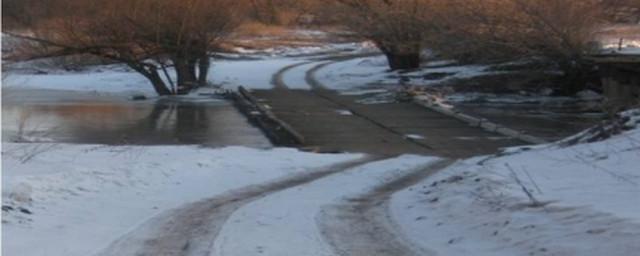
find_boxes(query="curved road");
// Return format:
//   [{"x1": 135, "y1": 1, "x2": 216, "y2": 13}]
[
  {"x1": 96, "y1": 51, "x2": 456, "y2": 256},
  {"x1": 94, "y1": 156, "x2": 380, "y2": 256}
]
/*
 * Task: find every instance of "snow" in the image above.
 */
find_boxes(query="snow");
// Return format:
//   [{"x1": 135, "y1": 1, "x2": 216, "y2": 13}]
[
  {"x1": 335, "y1": 109, "x2": 353, "y2": 116},
  {"x1": 3, "y1": 58, "x2": 304, "y2": 94},
  {"x1": 211, "y1": 58, "x2": 302, "y2": 90},
  {"x1": 390, "y1": 111, "x2": 640, "y2": 256},
  {"x1": 3, "y1": 40, "x2": 491, "y2": 95},
  {"x1": 2, "y1": 143, "x2": 362, "y2": 256},
  {"x1": 281, "y1": 62, "x2": 320, "y2": 89},
  {"x1": 601, "y1": 39, "x2": 640, "y2": 55},
  {"x1": 3, "y1": 67, "x2": 155, "y2": 96},
  {"x1": 404, "y1": 134, "x2": 425, "y2": 140},
  {"x1": 315, "y1": 55, "x2": 496, "y2": 91},
  {"x1": 230, "y1": 42, "x2": 364, "y2": 58},
  {"x1": 212, "y1": 155, "x2": 439, "y2": 256},
  {"x1": 1, "y1": 42, "x2": 374, "y2": 94},
  {"x1": 314, "y1": 55, "x2": 390, "y2": 90}
]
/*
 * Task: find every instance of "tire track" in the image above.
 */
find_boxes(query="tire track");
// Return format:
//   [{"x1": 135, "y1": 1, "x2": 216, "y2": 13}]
[
  {"x1": 93, "y1": 156, "x2": 382, "y2": 256},
  {"x1": 305, "y1": 52, "x2": 382, "y2": 90},
  {"x1": 318, "y1": 159, "x2": 454, "y2": 256},
  {"x1": 268, "y1": 52, "x2": 382, "y2": 91},
  {"x1": 270, "y1": 61, "x2": 316, "y2": 89}
]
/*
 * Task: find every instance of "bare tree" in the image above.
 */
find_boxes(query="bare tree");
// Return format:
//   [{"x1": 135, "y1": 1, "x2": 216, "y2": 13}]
[
  {"x1": 333, "y1": 0, "x2": 434, "y2": 70},
  {"x1": 4, "y1": 0, "x2": 244, "y2": 95}
]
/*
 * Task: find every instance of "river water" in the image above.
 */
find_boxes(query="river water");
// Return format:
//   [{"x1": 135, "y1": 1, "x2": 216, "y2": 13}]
[{"x1": 2, "y1": 89, "x2": 271, "y2": 147}]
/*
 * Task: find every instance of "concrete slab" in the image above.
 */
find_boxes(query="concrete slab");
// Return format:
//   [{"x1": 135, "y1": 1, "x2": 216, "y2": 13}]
[{"x1": 252, "y1": 89, "x2": 526, "y2": 158}]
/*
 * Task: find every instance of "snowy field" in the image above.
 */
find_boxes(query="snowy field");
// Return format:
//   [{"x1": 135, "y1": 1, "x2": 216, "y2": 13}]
[
  {"x1": 391, "y1": 109, "x2": 640, "y2": 255},
  {"x1": 2, "y1": 144, "x2": 363, "y2": 256}
]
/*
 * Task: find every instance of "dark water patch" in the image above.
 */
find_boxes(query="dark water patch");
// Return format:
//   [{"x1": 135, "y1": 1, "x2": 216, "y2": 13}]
[
  {"x1": 456, "y1": 105, "x2": 606, "y2": 142},
  {"x1": 2, "y1": 91, "x2": 271, "y2": 147}
]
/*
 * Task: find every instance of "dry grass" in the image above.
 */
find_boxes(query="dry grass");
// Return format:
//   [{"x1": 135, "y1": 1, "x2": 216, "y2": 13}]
[
  {"x1": 597, "y1": 24, "x2": 640, "y2": 40},
  {"x1": 234, "y1": 22, "x2": 293, "y2": 38},
  {"x1": 221, "y1": 22, "x2": 351, "y2": 51}
]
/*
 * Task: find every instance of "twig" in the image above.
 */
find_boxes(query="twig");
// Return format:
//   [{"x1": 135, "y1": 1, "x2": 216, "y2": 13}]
[
  {"x1": 505, "y1": 163, "x2": 542, "y2": 207},
  {"x1": 522, "y1": 167, "x2": 543, "y2": 194}
]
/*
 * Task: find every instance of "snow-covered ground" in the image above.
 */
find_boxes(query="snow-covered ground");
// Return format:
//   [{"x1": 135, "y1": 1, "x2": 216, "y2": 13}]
[
  {"x1": 211, "y1": 58, "x2": 302, "y2": 89},
  {"x1": 3, "y1": 34, "x2": 493, "y2": 97},
  {"x1": 314, "y1": 55, "x2": 496, "y2": 92},
  {"x1": 3, "y1": 58, "x2": 305, "y2": 96},
  {"x1": 391, "y1": 109, "x2": 640, "y2": 255},
  {"x1": 212, "y1": 155, "x2": 438, "y2": 256},
  {"x1": 3, "y1": 66, "x2": 156, "y2": 96},
  {"x1": 2, "y1": 144, "x2": 362, "y2": 256},
  {"x1": 1, "y1": 42, "x2": 371, "y2": 95},
  {"x1": 282, "y1": 62, "x2": 324, "y2": 90}
]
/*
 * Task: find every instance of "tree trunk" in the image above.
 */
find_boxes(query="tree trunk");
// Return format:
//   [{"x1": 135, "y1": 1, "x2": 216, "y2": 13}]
[
  {"x1": 198, "y1": 55, "x2": 210, "y2": 87},
  {"x1": 384, "y1": 51, "x2": 421, "y2": 70},
  {"x1": 126, "y1": 63, "x2": 172, "y2": 96},
  {"x1": 174, "y1": 58, "x2": 198, "y2": 95},
  {"x1": 148, "y1": 68, "x2": 173, "y2": 96}
]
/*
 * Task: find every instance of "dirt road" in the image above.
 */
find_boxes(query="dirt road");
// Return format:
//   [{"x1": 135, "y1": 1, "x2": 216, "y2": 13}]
[{"x1": 94, "y1": 157, "x2": 378, "y2": 256}]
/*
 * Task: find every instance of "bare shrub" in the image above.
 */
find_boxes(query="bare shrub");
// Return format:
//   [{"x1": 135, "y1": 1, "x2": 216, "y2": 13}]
[
  {"x1": 4, "y1": 0, "x2": 244, "y2": 95},
  {"x1": 429, "y1": 0, "x2": 608, "y2": 94}
]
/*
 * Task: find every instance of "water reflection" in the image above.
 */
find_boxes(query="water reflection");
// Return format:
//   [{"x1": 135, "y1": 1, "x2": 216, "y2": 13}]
[
  {"x1": 455, "y1": 105, "x2": 605, "y2": 142},
  {"x1": 2, "y1": 97, "x2": 271, "y2": 148}
]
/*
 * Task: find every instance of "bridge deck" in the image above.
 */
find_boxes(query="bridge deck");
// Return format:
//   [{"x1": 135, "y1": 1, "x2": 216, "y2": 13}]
[{"x1": 252, "y1": 89, "x2": 526, "y2": 158}]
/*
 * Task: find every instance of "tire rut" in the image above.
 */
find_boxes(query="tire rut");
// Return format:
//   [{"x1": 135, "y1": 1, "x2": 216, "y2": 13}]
[
  {"x1": 270, "y1": 52, "x2": 381, "y2": 90},
  {"x1": 318, "y1": 159, "x2": 454, "y2": 256},
  {"x1": 94, "y1": 156, "x2": 382, "y2": 256},
  {"x1": 270, "y1": 61, "x2": 315, "y2": 89}
]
